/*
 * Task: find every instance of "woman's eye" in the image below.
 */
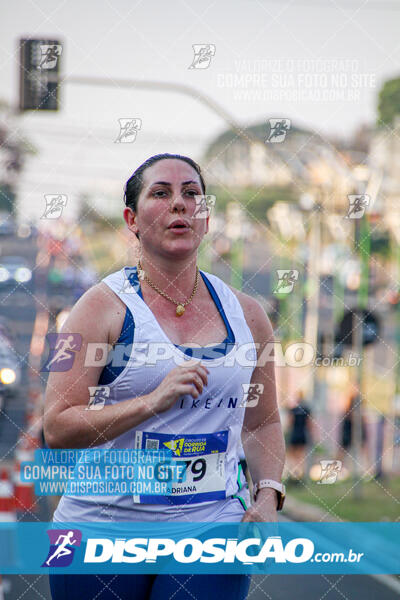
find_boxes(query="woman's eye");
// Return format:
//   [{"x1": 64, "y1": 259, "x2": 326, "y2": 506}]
[{"x1": 152, "y1": 189, "x2": 199, "y2": 198}]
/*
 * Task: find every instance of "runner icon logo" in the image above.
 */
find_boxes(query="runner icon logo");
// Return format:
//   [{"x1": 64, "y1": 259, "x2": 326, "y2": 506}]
[
  {"x1": 41, "y1": 333, "x2": 82, "y2": 372},
  {"x1": 317, "y1": 460, "x2": 342, "y2": 484},
  {"x1": 42, "y1": 529, "x2": 82, "y2": 567}
]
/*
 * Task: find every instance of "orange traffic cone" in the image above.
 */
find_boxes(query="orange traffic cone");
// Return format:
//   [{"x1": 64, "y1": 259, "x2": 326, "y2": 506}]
[{"x1": 13, "y1": 462, "x2": 36, "y2": 513}]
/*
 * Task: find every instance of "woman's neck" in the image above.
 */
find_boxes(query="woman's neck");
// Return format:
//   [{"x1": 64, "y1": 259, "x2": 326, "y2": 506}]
[{"x1": 138, "y1": 254, "x2": 199, "y2": 299}]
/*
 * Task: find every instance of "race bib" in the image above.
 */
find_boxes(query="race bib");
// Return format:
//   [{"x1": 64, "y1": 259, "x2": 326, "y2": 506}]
[{"x1": 133, "y1": 430, "x2": 228, "y2": 505}]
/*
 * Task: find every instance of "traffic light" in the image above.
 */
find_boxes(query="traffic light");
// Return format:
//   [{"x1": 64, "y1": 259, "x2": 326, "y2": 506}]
[{"x1": 19, "y1": 38, "x2": 62, "y2": 111}]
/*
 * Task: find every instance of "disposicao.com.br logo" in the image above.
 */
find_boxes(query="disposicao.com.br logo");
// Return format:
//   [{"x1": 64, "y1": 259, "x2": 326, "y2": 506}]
[
  {"x1": 83, "y1": 536, "x2": 363, "y2": 565},
  {"x1": 4, "y1": 522, "x2": 395, "y2": 574}
]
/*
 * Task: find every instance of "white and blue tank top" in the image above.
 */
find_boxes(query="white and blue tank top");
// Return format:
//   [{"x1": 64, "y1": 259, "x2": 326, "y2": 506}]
[{"x1": 54, "y1": 265, "x2": 257, "y2": 522}]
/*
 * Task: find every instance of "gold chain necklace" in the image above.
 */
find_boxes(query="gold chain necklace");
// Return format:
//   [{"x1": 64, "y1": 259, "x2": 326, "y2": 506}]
[{"x1": 137, "y1": 259, "x2": 199, "y2": 317}]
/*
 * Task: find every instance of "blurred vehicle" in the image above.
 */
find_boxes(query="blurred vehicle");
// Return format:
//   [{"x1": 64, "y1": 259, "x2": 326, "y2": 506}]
[
  {"x1": 0, "y1": 256, "x2": 33, "y2": 287},
  {"x1": 47, "y1": 258, "x2": 96, "y2": 298},
  {"x1": 17, "y1": 222, "x2": 38, "y2": 239},
  {"x1": 0, "y1": 212, "x2": 16, "y2": 236},
  {"x1": 0, "y1": 316, "x2": 15, "y2": 341},
  {"x1": 0, "y1": 336, "x2": 21, "y2": 396}
]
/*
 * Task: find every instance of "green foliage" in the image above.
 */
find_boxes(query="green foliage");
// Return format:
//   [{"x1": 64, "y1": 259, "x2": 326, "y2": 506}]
[
  {"x1": 209, "y1": 184, "x2": 298, "y2": 224},
  {"x1": 370, "y1": 230, "x2": 390, "y2": 257},
  {"x1": 78, "y1": 194, "x2": 123, "y2": 229},
  {"x1": 288, "y1": 476, "x2": 400, "y2": 521},
  {"x1": 205, "y1": 122, "x2": 308, "y2": 158},
  {"x1": 377, "y1": 76, "x2": 400, "y2": 127},
  {"x1": 0, "y1": 99, "x2": 36, "y2": 214}
]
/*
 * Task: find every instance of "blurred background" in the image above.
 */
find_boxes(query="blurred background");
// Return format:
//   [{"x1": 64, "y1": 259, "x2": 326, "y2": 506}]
[{"x1": 0, "y1": 1, "x2": 400, "y2": 598}]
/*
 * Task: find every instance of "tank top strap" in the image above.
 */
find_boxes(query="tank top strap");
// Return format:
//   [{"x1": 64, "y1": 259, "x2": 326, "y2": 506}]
[
  {"x1": 102, "y1": 266, "x2": 244, "y2": 321},
  {"x1": 100, "y1": 266, "x2": 152, "y2": 323},
  {"x1": 101, "y1": 265, "x2": 255, "y2": 359},
  {"x1": 198, "y1": 269, "x2": 249, "y2": 327}
]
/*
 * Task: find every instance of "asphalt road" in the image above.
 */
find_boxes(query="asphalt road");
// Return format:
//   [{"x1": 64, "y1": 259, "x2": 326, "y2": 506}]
[
  {"x1": 248, "y1": 573, "x2": 400, "y2": 599},
  {"x1": 0, "y1": 230, "x2": 75, "y2": 599},
  {"x1": 0, "y1": 232, "x2": 39, "y2": 460},
  {"x1": 3, "y1": 555, "x2": 399, "y2": 600}
]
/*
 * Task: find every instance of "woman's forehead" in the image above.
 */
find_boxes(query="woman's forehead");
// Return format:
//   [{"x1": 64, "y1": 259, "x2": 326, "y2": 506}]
[{"x1": 143, "y1": 159, "x2": 201, "y2": 186}]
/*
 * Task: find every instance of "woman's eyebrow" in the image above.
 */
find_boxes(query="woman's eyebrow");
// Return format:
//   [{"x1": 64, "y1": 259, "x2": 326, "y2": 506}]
[
  {"x1": 181, "y1": 180, "x2": 200, "y2": 187},
  {"x1": 150, "y1": 180, "x2": 200, "y2": 187}
]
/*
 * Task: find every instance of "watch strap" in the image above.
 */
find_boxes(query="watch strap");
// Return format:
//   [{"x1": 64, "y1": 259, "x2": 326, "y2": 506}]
[{"x1": 253, "y1": 479, "x2": 286, "y2": 510}]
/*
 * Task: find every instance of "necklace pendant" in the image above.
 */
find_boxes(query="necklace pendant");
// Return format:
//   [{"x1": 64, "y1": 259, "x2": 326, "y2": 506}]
[{"x1": 176, "y1": 304, "x2": 185, "y2": 317}]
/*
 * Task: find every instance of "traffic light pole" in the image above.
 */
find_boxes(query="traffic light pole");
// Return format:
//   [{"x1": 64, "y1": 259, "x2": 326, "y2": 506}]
[
  {"x1": 66, "y1": 75, "x2": 259, "y2": 147},
  {"x1": 303, "y1": 203, "x2": 322, "y2": 404}
]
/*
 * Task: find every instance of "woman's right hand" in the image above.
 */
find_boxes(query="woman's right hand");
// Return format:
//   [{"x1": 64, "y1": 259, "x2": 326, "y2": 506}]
[{"x1": 148, "y1": 361, "x2": 209, "y2": 414}]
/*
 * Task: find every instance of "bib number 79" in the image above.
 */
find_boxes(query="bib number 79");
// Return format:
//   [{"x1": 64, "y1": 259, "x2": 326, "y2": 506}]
[
  {"x1": 154, "y1": 458, "x2": 207, "y2": 483},
  {"x1": 177, "y1": 458, "x2": 206, "y2": 483}
]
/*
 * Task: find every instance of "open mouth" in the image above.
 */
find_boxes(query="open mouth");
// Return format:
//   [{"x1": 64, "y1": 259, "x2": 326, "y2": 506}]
[{"x1": 168, "y1": 221, "x2": 191, "y2": 230}]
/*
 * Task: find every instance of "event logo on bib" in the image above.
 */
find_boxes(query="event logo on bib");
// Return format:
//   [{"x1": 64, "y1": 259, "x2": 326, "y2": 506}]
[{"x1": 163, "y1": 438, "x2": 184, "y2": 456}]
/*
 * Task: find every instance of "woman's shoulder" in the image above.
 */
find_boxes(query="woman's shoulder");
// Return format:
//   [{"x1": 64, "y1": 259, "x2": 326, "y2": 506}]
[
  {"x1": 225, "y1": 283, "x2": 274, "y2": 343},
  {"x1": 64, "y1": 282, "x2": 127, "y2": 345},
  {"x1": 75, "y1": 281, "x2": 126, "y2": 312}
]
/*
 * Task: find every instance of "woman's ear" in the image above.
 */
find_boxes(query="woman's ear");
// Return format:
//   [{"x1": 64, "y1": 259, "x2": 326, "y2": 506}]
[{"x1": 123, "y1": 206, "x2": 139, "y2": 237}]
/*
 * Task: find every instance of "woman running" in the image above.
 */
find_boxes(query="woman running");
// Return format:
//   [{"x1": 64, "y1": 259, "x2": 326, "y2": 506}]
[{"x1": 44, "y1": 153, "x2": 286, "y2": 600}]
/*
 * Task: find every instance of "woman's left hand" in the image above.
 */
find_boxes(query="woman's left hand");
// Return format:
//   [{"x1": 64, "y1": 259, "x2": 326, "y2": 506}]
[{"x1": 241, "y1": 488, "x2": 278, "y2": 522}]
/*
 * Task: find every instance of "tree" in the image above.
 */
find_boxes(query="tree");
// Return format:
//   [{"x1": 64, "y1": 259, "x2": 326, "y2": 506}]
[
  {"x1": 0, "y1": 100, "x2": 36, "y2": 213},
  {"x1": 377, "y1": 77, "x2": 400, "y2": 127}
]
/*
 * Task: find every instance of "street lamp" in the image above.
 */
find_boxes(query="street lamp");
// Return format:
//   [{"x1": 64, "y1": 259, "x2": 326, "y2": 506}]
[
  {"x1": 268, "y1": 201, "x2": 307, "y2": 341},
  {"x1": 225, "y1": 202, "x2": 248, "y2": 290},
  {"x1": 299, "y1": 193, "x2": 322, "y2": 406}
]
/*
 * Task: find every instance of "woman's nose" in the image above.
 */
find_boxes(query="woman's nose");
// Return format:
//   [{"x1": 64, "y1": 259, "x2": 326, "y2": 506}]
[{"x1": 169, "y1": 194, "x2": 186, "y2": 211}]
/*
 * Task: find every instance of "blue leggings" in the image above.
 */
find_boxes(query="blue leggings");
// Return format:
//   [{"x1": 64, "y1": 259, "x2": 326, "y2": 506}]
[{"x1": 49, "y1": 573, "x2": 251, "y2": 599}]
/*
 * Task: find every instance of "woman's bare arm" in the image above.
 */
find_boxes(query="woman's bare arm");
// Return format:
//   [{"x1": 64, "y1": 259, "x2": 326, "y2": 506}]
[
  {"x1": 43, "y1": 283, "x2": 156, "y2": 448},
  {"x1": 230, "y1": 288, "x2": 286, "y2": 520},
  {"x1": 43, "y1": 283, "x2": 209, "y2": 449}
]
